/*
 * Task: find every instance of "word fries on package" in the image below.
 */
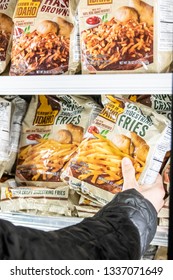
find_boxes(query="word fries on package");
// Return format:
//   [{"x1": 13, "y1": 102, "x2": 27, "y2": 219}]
[
  {"x1": 15, "y1": 95, "x2": 101, "y2": 187},
  {"x1": 61, "y1": 96, "x2": 171, "y2": 205}
]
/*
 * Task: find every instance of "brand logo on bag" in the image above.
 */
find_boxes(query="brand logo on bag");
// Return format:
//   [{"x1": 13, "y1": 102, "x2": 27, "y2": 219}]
[
  {"x1": 34, "y1": 96, "x2": 60, "y2": 126},
  {"x1": 88, "y1": 0, "x2": 112, "y2": 5},
  {"x1": 99, "y1": 99, "x2": 124, "y2": 123},
  {"x1": 14, "y1": 0, "x2": 41, "y2": 18}
]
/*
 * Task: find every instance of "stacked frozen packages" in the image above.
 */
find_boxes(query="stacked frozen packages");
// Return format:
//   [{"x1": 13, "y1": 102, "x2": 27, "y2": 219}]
[
  {"x1": 0, "y1": 94, "x2": 171, "y2": 218},
  {"x1": 0, "y1": 95, "x2": 102, "y2": 216},
  {"x1": 0, "y1": 0, "x2": 173, "y2": 75}
]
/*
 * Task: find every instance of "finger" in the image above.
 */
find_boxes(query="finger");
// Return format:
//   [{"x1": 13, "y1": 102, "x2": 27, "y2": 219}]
[{"x1": 121, "y1": 157, "x2": 138, "y2": 191}]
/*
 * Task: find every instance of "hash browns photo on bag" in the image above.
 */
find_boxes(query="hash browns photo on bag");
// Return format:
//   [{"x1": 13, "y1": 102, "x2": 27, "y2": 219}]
[
  {"x1": 78, "y1": 0, "x2": 172, "y2": 73},
  {"x1": 10, "y1": 0, "x2": 80, "y2": 75}
]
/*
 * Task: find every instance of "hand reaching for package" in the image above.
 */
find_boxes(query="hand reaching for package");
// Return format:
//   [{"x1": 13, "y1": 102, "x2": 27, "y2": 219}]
[{"x1": 122, "y1": 157, "x2": 165, "y2": 213}]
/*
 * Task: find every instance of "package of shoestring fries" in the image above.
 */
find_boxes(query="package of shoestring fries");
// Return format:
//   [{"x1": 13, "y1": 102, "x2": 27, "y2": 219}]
[
  {"x1": 61, "y1": 95, "x2": 171, "y2": 205},
  {"x1": 102, "y1": 93, "x2": 172, "y2": 170},
  {"x1": 15, "y1": 95, "x2": 102, "y2": 188},
  {"x1": 0, "y1": 184, "x2": 71, "y2": 216},
  {"x1": 103, "y1": 94, "x2": 172, "y2": 121}
]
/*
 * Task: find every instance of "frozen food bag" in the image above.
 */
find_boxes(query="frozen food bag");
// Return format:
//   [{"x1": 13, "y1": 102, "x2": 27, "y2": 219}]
[
  {"x1": 1, "y1": 96, "x2": 28, "y2": 174},
  {"x1": 74, "y1": 205, "x2": 101, "y2": 218},
  {"x1": 102, "y1": 94, "x2": 172, "y2": 171},
  {"x1": 78, "y1": 0, "x2": 173, "y2": 74},
  {"x1": 15, "y1": 95, "x2": 102, "y2": 187},
  {"x1": 61, "y1": 95, "x2": 171, "y2": 205},
  {"x1": 0, "y1": 185, "x2": 70, "y2": 216},
  {"x1": 9, "y1": 0, "x2": 80, "y2": 75},
  {"x1": 0, "y1": 97, "x2": 11, "y2": 178},
  {"x1": 127, "y1": 95, "x2": 172, "y2": 121},
  {"x1": 102, "y1": 94, "x2": 172, "y2": 120},
  {"x1": 0, "y1": 0, "x2": 17, "y2": 73}
]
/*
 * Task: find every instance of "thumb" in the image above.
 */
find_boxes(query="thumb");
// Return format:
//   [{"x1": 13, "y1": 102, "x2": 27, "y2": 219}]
[{"x1": 121, "y1": 157, "x2": 138, "y2": 191}]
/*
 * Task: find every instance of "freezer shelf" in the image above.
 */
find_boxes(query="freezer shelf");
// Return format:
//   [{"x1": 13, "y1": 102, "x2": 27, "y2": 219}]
[
  {"x1": 0, "y1": 73, "x2": 172, "y2": 94},
  {"x1": 0, "y1": 212, "x2": 82, "y2": 231},
  {"x1": 0, "y1": 212, "x2": 168, "y2": 247}
]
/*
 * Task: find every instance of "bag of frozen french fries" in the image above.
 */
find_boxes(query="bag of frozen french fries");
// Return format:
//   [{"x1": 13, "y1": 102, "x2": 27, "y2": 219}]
[
  {"x1": 78, "y1": 0, "x2": 173, "y2": 74},
  {"x1": 15, "y1": 95, "x2": 102, "y2": 187},
  {"x1": 0, "y1": 0, "x2": 17, "y2": 74},
  {"x1": 61, "y1": 95, "x2": 171, "y2": 205},
  {"x1": 102, "y1": 94, "x2": 172, "y2": 121},
  {"x1": 9, "y1": 0, "x2": 80, "y2": 75},
  {"x1": 0, "y1": 185, "x2": 70, "y2": 216},
  {"x1": 126, "y1": 95, "x2": 172, "y2": 121}
]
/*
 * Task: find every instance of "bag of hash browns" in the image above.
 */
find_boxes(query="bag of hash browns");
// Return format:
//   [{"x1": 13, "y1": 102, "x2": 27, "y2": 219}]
[
  {"x1": 61, "y1": 95, "x2": 171, "y2": 205},
  {"x1": 78, "y1": 0, "x2": 172, "y2": 74},
  {"x1": 15, "y1": 95, "x2": 101, "y2": 187},
  {"x1": 0, "y1": 0, "x2": 17, "y2": 74},
  {"x1": 9, "y1": 0, "x2": 80, "y2": 75}
]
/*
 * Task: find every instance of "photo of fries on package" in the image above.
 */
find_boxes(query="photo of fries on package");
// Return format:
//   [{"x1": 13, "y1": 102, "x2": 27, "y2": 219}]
[
  {"x1": 15, "y1": 95, "x2": 102, "y2": 187},
  {"x1": 61, "y1": 95, "x2": 171, "y2": 205},
  {"x1": 78, "y1": 0, "x2": 172, "y2": 74},
  {"x1": 9, "y1": 0, "x2": 80, "y2": 75}
]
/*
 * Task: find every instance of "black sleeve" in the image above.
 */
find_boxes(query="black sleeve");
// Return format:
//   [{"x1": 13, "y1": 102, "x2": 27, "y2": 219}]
[{"x1": 0, "y1": 189, "x2": 157, "y2": 260}]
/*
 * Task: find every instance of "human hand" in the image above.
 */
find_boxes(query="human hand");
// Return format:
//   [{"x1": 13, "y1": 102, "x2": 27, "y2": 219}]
[{"x1": 121, "y1": 157, "x2": 165, "y2": 213}]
